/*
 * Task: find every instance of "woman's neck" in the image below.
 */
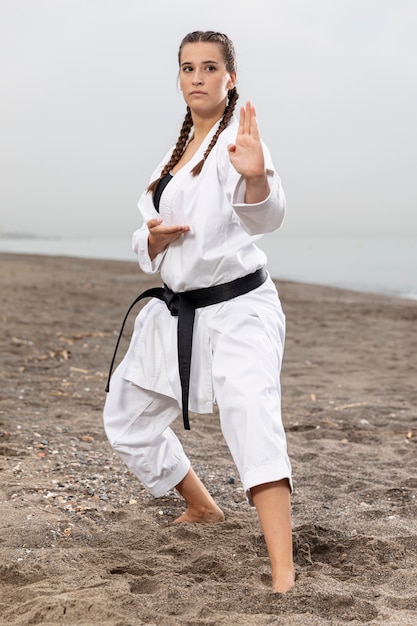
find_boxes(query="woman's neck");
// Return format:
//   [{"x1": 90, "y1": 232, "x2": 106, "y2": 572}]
[{"x1": 190, "y1": 111, "x2": 223, "y2": 144}]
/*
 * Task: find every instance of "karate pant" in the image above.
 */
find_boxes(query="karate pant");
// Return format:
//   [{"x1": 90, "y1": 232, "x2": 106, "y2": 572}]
[{"x1": 103, "y1": 291, "x2": 292, "y2": 504}]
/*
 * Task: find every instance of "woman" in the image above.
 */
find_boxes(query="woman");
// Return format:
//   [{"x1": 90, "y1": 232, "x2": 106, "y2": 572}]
[{"x1": 104, "y1": 31, "x2": 295, "y2": 593}]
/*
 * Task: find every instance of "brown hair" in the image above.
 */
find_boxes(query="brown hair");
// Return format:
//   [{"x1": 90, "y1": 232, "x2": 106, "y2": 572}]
[{"x1": 147, "y1": 31, "x2": 239, "y2": 195}]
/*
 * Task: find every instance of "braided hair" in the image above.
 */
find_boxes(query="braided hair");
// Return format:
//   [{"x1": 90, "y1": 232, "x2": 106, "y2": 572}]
[{"x1": 147, "y1": 31, "x2": 239, "y2": 195}]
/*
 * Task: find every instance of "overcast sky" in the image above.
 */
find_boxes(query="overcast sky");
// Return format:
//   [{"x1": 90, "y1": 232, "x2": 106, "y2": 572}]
[{"x1": 1, "y1": 0, "x2": 416, "y2": 239}]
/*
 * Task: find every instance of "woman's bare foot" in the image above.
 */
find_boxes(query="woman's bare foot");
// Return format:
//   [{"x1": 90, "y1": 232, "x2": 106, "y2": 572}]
[
  {"x1": 174, "y1": 467, "x2": 224, "y2": 524},
  {"x1": 173, "y1": 504, "x2": 224, "y2": 524},
  {"x1": 271, "y1": 566, "x2": 296, "y2": 593}
]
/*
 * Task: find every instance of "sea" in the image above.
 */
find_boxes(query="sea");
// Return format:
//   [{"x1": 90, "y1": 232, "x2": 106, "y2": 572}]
[{"x1": 1, "y1": 235, "x2": 416, "y2": 301}]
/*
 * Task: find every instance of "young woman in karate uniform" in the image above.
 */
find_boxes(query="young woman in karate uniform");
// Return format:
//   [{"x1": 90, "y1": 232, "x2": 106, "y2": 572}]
[{"x1": 104, "y1": 31, "x2": 295, "y2": 593}]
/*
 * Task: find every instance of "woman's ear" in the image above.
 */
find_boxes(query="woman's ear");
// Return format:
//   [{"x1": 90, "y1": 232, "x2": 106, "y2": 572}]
[{"x1": 228, "y1": 72, "x2": 237, "y2": 90}]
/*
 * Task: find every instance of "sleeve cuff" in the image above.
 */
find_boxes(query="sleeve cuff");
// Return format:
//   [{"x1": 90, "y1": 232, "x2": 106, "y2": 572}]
[
  {"x1": 232, "y1": 168, "x2": 275, "y2": 207},
  {"x1": 132, "y1": 228, "x2": 166, "y2": 274}
]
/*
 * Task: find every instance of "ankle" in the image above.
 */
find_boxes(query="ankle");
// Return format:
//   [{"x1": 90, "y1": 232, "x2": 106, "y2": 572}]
[
  {"x1": 189, "y1": 501, "x2": 224, "y2": 521},
  {"x1": 174, "y1": 502, "x2": 224, "y2": 524},
  {"x1": 271, "y1": 565, "x2": 296, "y2": 593}
]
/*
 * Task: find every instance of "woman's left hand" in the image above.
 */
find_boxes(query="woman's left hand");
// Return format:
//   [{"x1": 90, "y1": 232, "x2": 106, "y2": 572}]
[
  {"x1": 228, "y1": 101, "x2": 265, "y2": 178},
  {"x1": 228, "y1": 101, "x2": 269, "y2": 203}
]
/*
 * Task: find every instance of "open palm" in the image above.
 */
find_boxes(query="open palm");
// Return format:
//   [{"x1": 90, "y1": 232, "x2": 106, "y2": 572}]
[{"x1": 228, "y1": 101, "x2": 265, "y2": 179}]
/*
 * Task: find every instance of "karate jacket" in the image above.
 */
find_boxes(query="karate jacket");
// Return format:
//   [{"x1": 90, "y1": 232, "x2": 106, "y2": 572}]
[{"x1": 122, "y1": 116, "x2": 286, "y2": 413}]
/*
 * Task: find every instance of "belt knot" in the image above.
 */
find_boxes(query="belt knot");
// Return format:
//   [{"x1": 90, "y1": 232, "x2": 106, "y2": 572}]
[{"x1": 162, "y1": 286, "x2": 180, "y2": 317}]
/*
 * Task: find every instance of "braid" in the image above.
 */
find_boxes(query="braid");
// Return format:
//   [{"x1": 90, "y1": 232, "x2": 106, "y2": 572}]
[
  {"x1": 190, "y1": 87, "x2": 239, "y2": 176},
  {"x1": 147, "y1": 108, "x2": 193, "y2": 195}
]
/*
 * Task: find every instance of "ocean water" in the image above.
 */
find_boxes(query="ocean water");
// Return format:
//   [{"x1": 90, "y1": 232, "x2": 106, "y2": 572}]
[{"x1": 1, "y1": 235, "x2": 416, "y2": 301}]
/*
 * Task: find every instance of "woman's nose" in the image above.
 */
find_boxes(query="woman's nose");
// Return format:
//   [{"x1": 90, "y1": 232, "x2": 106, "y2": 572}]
[{"x1": 192, "y1": 70, "x2": 203, "y2": 85}]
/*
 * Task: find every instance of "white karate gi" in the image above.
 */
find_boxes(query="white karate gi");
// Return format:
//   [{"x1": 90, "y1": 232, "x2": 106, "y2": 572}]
[{"x1": 103, "y1": 117, "x2": 292, "y2": 502}]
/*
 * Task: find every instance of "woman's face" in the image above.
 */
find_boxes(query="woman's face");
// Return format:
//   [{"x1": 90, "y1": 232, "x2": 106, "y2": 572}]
[{"x1": 179, "y1": 42, "x2": 236, "y2": 118}]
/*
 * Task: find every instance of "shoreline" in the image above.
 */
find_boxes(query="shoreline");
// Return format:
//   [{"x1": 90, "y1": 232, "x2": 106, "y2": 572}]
[
  {"x1": 1, "y1": 253, "x2": 416, "y2": 625},
  {"x1": 1, "y1": 247, "x2": 416, "y2": 303}
]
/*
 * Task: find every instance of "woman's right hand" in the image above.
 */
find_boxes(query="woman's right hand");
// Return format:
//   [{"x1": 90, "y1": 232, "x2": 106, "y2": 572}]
[{"x1": 147, "y1": 218, "x2": 190, "y2": 260}]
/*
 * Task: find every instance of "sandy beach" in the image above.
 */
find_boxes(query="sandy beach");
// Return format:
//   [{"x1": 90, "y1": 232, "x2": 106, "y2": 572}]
[{"x1": 0, "y1": 252, "x2": 416, "y2": 626}]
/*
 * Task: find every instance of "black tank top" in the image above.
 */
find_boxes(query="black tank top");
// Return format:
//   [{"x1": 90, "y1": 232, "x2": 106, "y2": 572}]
[{"x1": 153, "y1": 173, "x2": 173, "y2": 212}]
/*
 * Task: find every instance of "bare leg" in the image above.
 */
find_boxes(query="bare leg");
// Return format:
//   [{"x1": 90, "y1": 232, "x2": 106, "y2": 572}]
[
  {"x1": 251, "y1": 479, "x2": 295, "y2": 593},
  {"x1": 174, "y1": 467, "x2": 225, "y2": 523}
]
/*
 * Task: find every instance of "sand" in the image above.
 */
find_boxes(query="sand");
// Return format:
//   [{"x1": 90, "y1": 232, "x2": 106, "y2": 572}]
[{"x1": 0, "y1": 252, "x2": 416, "y2": 626}]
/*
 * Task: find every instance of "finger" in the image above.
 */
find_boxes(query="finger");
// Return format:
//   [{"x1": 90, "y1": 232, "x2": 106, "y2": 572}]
[
  {"x1": 161, "y1": 224, "x2": 190, "y2": 235},
  {"x1": 237, "y1": 105, "x2": 245, "y2": 135},
  {"x1": 147, "y1": 218, "x2": 163, "y2": 230},
  {"x1": 171, "y1": 229, "x2": 188, "y2": 241},
  {"x1": 244, "y1": 101, "x2": 260, "y2": 140},
  {"x1": 250, "y1": 106, "x2": 260, "y2": 140},
  {"x1": 169, "y1": 224, "x2": 190, "y2": 232},
  {"x1": 243, "y1": 101, "x2": 253, "y2": 134}
]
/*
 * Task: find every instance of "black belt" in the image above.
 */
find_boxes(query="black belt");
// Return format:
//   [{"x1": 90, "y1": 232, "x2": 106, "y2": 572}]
[{"x1": 105, "y1": 267, "x2": 267, "y2": 430}]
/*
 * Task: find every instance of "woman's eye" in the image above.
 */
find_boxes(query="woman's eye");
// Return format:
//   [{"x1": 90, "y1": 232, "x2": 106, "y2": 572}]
[{"x1": 206, "y1": 65, "x2": 216, "y2": 72}]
